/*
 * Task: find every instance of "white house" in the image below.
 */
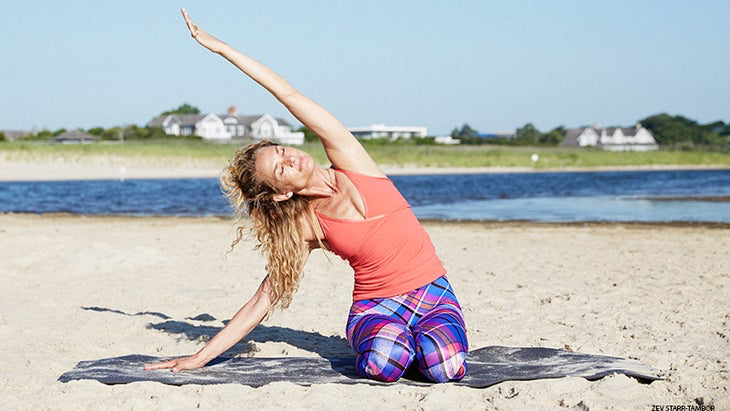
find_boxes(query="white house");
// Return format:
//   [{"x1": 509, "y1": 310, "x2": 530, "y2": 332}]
[
  {"x1": 195, "y1": 113, "x2": 231, "y2": 141},
  {"x1": 148, "y1": 106, "x2": 304, "y2": 144},
  {"x1": 348, "y1": 124, "x2": 428, "y2": 140},
  {"x1": 561, "y1": 124, "x2": 658, "y2": 151},
  {"x1": 434, "y1": 135, "x2": 461, "y2": 144}
]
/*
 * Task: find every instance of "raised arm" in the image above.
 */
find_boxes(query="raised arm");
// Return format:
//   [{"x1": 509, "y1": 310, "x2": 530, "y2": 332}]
[{"x1": 181, "y1": 8, "x2": 384, "y2": 177}]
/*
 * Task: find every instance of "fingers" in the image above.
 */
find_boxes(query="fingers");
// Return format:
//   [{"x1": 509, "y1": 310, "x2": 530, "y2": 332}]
[
  {"x1": 145, "y1": 356, "x2": 202, "y2": 372},
  {"x1": 143, "y1": 359, "x2": 176, "y2": 370},
  {"x1": 180, "y1": 8, "x2": 198, "y2": 37}
]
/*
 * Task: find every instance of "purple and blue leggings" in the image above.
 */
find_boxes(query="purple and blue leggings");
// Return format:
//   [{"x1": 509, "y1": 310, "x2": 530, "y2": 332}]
[{"x1": 346, "y1": 275, "x2": 468, "y2": 383}]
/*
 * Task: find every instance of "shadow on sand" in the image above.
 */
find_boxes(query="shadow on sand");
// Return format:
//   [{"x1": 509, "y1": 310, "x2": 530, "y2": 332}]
[{"x1": 80, "y1": 306, "x2": 353, "y2": 361}]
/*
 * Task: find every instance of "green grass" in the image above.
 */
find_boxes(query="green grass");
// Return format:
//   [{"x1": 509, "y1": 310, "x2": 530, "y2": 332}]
[
  {"x1": 354, "y1": 144, "x2": 730, "y2": 169},
  {"x1": 1, "y1": 140, "x2": 728, "y2": 169},
  {"x1": 0, "y1": 140, "x2": 236, "y2": 161}
]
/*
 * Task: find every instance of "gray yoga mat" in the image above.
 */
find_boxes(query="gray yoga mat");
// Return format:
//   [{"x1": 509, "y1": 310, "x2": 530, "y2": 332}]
[{"x1": 58, "y1": 346, "x2": 661, "y2": 388}]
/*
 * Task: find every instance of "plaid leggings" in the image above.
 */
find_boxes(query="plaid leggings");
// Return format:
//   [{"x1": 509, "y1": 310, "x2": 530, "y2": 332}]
[{"x1": 346, "y1": 275, "x2": 468, "y2": 383}]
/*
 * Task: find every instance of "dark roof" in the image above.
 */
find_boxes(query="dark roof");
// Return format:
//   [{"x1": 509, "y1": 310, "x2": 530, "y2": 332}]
[
  {"x1": 147, "y1": 114, "x2": 175, "y2": 127},
  {"x1": 602, "y1": 127, "x2": 640, "y2": 137},
  {"x1": 275, "y1": 117, "x2": 292, "y2": 127},
  {"x1": 177, "y1": 114, "x2": 206, "y2": 124},
  {"x1": 221, "y1": 114, "x2": 292, "y2": 128},
  {"x1": 148, "y1": 113, "x2": 292, "y2": 128},
  {"x1": 221, "y1": 114, "x2": 261, "y2": 125},
  {"x1": 54, "y1": 129, "x2": 96, "y2": 142},
  {"x1": 620, "y1": 127, "x2": 637, "y2": 137},
  {"x1": 560, "y1": 126, "x2": 657, "y2": 148},
  {"x1": 147, "y1": 114, "x2": 205, "y2": 127},
  {"x1": 561, "y1": 128, "x2": 587, "y2": 147}
]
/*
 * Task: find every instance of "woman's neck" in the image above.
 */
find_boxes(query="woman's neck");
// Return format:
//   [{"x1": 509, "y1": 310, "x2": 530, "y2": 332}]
[{"x1": 298, "y1": 167, "x2": 339, "y2": 198}]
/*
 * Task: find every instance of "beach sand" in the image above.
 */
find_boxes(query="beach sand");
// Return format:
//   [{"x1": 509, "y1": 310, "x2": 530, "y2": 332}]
[
  {"x1": 0, "y1": 214, "x2": 727, "y2": 409},
  {"x1": 0, "y1": 155, "x2": 225, "y2": 181}
]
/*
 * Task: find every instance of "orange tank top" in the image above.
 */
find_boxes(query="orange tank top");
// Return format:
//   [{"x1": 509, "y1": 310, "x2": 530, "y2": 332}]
[{"x1": 315, "y1": 169, "x2": 446, "y2": 301}]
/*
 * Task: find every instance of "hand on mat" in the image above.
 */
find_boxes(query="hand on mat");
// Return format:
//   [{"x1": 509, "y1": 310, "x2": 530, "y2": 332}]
[
  {"x1": 144, "y1": 355, "x2": 206, "y2": 373},
  {"x1": 181, "y1": 8, "x2": 227, "y2": 54}
]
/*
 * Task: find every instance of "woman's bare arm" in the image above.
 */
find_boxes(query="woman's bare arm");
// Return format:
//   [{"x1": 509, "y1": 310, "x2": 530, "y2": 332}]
[
  {"x1": 144, "y1": 276, "x2": 273, "y2": 372},
  {"x1": 180, "y1": 8, "x2": 384, "y2": 177},
  {"x1": 145, "y1": 236, "x2": 317, "y2": 373}
]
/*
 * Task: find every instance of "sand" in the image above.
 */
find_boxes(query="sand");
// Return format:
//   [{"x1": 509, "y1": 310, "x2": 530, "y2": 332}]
[
  {"x1": 0, "y1": 155, "x2": 225, "y2": 181},
  {"x1": 0, "y1": 214, "x2": 727, "y2": 410}
]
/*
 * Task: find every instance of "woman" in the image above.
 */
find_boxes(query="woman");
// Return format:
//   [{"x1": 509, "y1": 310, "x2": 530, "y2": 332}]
[{"x1": 145, "y1": 8, "x2": 468, "y2": 383}]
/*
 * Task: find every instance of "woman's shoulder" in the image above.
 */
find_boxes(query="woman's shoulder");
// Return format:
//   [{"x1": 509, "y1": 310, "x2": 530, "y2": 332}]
[
  {"x1": 320, "y1": 137, "x2": 387, "y2": 178},
  {"x1": 332, "y1": 166, "x2": 389, "y2": 180},
  {"x1": 298, "y1": 208, "x2": 325, "y2": 246}
]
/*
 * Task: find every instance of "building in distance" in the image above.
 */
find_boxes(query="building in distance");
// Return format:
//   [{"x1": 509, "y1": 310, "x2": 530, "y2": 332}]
[
  {"x1": 476, "y1": 131, "x2": 516, "y2": 139},
  {"x1": 562, "y1": 124, "x2": 658, "y2": 151},
  {"x1": 0, "y1": 130, "x2": 30, "y2": 142},
  {"x1": 434, "y1": 135, "x2": 461, "y2": 144},
  {"x1": 348, "y1": 124, "x2": 427, "y2": 140},
  {"x1": 147, "y1": 106, "x2": 304, "y2": 145},
  {"x1": 54, "y1": 129, "x2": 97, "y2": 144}
]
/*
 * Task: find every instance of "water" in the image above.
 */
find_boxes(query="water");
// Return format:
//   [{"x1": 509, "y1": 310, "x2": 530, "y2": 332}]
[
  {"x1": 390, "y1": 170, "x2": 730, "y2": 222},
  {"x1": 1, "y1": 169, "x2": 729, "y2": 222}
]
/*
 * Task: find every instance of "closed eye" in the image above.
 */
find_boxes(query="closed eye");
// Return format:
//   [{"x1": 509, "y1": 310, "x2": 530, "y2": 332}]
[
  {"x1": 279, "y1": 148, "x2": 287, "y2": 175},
  {"x1": 273, "y1": 146, "x2": 283, "y2": 176}
]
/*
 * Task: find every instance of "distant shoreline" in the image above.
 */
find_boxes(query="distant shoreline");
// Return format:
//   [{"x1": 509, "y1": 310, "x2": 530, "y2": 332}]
[
  {"x1": 0, "y1": 157, "x2": 727, "y2": 182},
  {"x1": 382, "y1": 163, "x2": 730, "y2": 175},
  {"x1": 4, "y1": 212, "x2": 729, "y2": 228}
]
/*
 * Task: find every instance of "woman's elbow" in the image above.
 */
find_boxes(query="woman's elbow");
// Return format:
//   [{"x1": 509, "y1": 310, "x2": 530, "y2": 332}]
[{"x1": 275, "y1": 85, "x2": 300, "y2": 104}]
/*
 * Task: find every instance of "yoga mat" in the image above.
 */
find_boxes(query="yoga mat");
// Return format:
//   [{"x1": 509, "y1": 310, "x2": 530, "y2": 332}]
[{"x1": 59, "y1": 346, "x2": 660, "y2": 388}]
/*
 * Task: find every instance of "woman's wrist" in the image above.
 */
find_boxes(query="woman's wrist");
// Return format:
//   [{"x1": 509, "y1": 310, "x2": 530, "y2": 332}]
[
  {"x1": 211, "y1": 40, "x2": 232, "y2": 56},
  {"x1": 192, "y1": 349, "x2": 213, "y2": 366}
]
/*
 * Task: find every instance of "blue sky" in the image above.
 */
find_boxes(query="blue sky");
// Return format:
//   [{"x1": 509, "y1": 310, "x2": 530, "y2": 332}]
[{"x1": 1, "y1": 1, "x2": 728, "y2": 135}]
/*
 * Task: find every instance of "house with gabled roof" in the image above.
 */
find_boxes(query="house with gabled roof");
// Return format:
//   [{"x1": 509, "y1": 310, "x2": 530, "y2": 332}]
[
  {"x1": 347, "y1": 123, "x2": 428, "y2": 140},
  {"x1": 561, "y1": 124, "x2": 658, "y2": 151},
  {"x1": 147, "y1": 106, "x2": 304, "y2": 144}
]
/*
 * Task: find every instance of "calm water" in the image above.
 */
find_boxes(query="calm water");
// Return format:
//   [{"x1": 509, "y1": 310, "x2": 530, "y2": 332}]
[{"x1": 1, "y1": 170, "x2": 729, "y2": 222}]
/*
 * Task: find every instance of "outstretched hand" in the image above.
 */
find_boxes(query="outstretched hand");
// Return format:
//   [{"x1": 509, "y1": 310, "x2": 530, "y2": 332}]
[
  {"x1": 181, "y1": 7, "x2": 227, "y2": 54},
  {"x1": 144, "y1": 354, "x2": 206, "y2": 373}
]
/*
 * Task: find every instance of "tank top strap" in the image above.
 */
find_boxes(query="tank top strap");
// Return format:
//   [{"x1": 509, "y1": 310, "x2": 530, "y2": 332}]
[{"x1": 334, "y1": 169, "x2": 409, "y2": 216}]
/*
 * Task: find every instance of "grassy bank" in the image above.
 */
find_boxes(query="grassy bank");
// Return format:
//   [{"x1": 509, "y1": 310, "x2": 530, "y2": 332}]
[
  {"x1": 1, "y1": 140, "x2": 728, "y2": 169},
  {"x1": 0, "y1": 140, "x2": 235, "y2": 162},
  {"x1": 359, "y1": 144, "x2": 730, "y2": 169}
]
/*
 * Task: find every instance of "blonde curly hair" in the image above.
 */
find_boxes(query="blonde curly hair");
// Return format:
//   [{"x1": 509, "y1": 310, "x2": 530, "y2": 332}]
[{"x1": 220, "y1": 140, "x2": 319, "y2": 310}]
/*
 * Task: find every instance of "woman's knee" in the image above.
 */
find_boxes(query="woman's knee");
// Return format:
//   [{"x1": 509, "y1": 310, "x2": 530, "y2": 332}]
[
  {"x1": 414, "y1": 332, "x2": 467, "y2": 382},
  {"x1": 413, "y1": 308, "x2": 469, "y2": 382},
  {"x1": 416, "y1": 339, "x2": 467, "y2": 382},
  {"x1": 352, "y1": 320, "x2": 415, "y2": 382}
]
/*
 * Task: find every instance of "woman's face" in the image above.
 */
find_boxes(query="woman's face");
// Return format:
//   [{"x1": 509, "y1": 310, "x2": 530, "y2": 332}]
[{"x1": 254, "y1": 145, "x2": 315, "y2": 194}]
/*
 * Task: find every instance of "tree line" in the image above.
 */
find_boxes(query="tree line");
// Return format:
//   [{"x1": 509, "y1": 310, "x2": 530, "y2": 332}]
[
  {"x1": 451, "y1": 113, "x2": 730, "y2": 148},
  {"x1": 3, "y1": 105, "x2": 728, "y2": 149},
  {"x1": 8, "y1": 104, "x2": 203, "y2": 142},
  {"x1": 639, "y1": 113, "x2": 729, "y2": 148}
]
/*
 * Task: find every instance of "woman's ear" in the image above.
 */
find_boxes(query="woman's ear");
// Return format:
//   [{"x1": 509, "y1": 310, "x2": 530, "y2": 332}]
[{"x1": 273, "y1": 192, "x2": 293, "y2": 202}]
